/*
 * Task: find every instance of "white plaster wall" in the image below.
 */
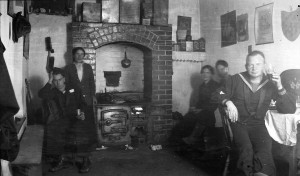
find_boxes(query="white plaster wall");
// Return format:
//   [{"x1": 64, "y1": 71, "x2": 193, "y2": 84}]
[
  {"x1": 28, "y1": 14, "x2": 72, "y2": 108},
  {"x1": 0, "y1": 1, "x2": 26, "y2": 118},
  {"x1": 172, "y1": 61, "x2": 202, "y2": 115},
  {"x1": 169, "y1": 0, "x2": 203, "y2": 115},
  {"x1": 200, "y1": 0, "x2": 300, "y2": 75}
]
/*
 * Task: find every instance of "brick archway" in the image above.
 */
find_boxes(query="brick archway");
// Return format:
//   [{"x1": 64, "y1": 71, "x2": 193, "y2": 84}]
[
  {"x1": 88, "y1": 24, "x2": 159, "y2": 50},
  {"x1": 72, "y1": 22, "x2": 173, "y2": 142}
]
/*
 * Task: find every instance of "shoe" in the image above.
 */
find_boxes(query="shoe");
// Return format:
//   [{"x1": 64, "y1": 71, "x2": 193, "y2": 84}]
[
  {"x1": 49, "y1": 156, "x2": 70, "y2": 172},
  {"x1": 79, "y1": 157, "x2": 91, "y2": 173}
]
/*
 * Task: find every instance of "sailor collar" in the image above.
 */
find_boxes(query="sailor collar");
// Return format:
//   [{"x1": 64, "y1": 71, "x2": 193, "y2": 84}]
[{"x1": 238, "y1": 72, "x2": 269, "y2": 93}]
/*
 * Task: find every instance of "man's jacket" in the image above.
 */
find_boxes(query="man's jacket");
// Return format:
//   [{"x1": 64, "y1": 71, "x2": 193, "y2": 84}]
[
  {"x1": 217, "y1": 71, "x2": 296, "y2": 124},
  {"x1": 38, "y1": 83, "x2": 86, "y2": 123}
]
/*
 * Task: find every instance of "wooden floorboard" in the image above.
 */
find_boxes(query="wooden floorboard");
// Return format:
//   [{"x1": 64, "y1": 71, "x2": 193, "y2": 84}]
[{"x1": 12, "y1": 125, "x2": 44, "y2": 165}]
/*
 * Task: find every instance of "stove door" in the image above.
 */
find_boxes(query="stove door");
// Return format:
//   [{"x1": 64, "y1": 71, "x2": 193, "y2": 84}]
[
  {"x1": 101, "y1": 109, "x2": 128, "y2": 134},
  {"x1": 96, "y1": 106, "x2": 131, "y2": 145}
]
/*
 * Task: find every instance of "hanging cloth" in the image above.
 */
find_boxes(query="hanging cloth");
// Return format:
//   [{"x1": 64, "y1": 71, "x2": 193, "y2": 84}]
[{"x1": 0, "y1": 38, "x2": 20, "y2": 161}]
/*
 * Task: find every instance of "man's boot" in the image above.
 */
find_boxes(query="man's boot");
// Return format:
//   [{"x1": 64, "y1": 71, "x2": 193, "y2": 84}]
[
  {"x1": 49, "y1": 156, "x2": 70, "y2": 172},
  {"x1": 80, "y1": 157, "x2": 91, "y2": 173}
]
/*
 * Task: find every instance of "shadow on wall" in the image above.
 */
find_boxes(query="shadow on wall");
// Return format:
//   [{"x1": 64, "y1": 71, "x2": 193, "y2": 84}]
[
  {"x1": 28, "y1": 75, "x2": 44, "y2": 124},
  {"x1": 189, "y1": 72, "x2": 202, "y2": 109},
  {"x1": 63, "y1": 23, "x2": 73, "y2": 66}
]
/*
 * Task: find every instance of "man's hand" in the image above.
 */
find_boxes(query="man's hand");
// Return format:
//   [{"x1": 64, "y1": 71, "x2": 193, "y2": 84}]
[
  {"x1": 225, "y1": 101, "x2": 238, "y2": 122},
  {"x1": 48, "y1": 71, "x2": 53, "y2": 84},
  {"x1": 76, "y1": 112, "x2": 85, "y2": 120},
  {"x1": 271, "y1": 73, "x2": 283, "y2": 90}
]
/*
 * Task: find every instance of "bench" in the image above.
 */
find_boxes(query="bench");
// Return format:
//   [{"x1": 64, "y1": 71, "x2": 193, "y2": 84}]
[{"x1": 12, "y1": 125, "x2": 44, "y2": 176}]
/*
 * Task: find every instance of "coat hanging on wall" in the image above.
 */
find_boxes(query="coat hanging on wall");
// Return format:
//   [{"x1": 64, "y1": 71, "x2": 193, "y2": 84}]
[{"x1": 0, "y1": 38, "x2": 20, "y2": 161}]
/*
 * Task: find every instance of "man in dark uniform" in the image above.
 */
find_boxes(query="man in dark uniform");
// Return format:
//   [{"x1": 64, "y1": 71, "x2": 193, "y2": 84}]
[
  {"x1": 213, "y1": 60, "x2": 231, "y2": 127},
  {"x1": 217, "y1": 51, "x2": 296, "y2": 176},
  {"x1": 39, "y1": 68, "x2": 96, "y2": 173},
  {"x1": 215, "y1": 60, "x2": 230, "y2": 86}
]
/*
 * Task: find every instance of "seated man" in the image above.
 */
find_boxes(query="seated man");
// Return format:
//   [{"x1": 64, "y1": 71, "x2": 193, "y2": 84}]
[
  {"x1": 183, "y1": 65, "x2": 219, "y2": 146},
  {"x1": 214, "y1": 59, "x2": 230, "y2": 86},
  {"x1": 213, "y1": 60, "x2": 231, "y2": 127},
  {"x1": 217, "y1": 51, "x2": 296, "y2": 176},
  {"x1": 39, "y1": 68, "x2": 96, "y2": 173}
]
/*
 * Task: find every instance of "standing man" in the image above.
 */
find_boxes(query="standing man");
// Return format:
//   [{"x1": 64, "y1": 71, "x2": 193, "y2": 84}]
[
  {"x1": 218, "y1": 51, "x2": 296, "y2": 176},
  {"x1": 39, "y1": 68, "x2": 96, "y2": 173}
]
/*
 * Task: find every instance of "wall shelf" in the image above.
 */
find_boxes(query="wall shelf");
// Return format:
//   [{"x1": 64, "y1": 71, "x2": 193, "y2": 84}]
[{"x1": 172, "y1": 51, "x2": 206, "y2": 63}]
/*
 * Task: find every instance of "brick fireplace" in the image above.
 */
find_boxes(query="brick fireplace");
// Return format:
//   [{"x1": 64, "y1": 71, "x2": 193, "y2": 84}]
[{"x1": 71, "y1": 22, "x2": 173, "y2": 143}]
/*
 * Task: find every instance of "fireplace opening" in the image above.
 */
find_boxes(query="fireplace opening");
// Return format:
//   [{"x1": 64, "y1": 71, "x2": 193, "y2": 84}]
[{"x1": 96, "y1": 42, "x2": 152, "y2": 104}]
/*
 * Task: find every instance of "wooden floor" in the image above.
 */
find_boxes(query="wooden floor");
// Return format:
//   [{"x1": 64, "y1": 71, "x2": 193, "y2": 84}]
[{"x1": 42, "y1": 145, "x2": 210, "y2": 176}]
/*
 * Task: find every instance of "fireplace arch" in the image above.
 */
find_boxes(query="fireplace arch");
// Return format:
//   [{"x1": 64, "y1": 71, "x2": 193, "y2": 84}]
[{"x1": 72, "y1": 22, "x2": 173, "y2": 142}]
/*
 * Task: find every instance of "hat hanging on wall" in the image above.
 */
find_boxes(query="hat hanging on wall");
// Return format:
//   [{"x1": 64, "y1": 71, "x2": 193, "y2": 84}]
[
  {"x1": 12, "y1": 12, "x2": 31, "y2": 43},
  {"x1": 121, "y1": 48, "x2": 131, "y2": 68}
]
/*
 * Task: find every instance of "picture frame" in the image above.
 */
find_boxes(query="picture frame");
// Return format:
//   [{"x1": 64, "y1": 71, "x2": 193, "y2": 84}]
[
  {"x1": 82, "y1": 2, "x2": 101, "y2": 22},
  {"x1": 237, "y1": 13, "x2": 249, "y2": 42},
  {"x1": 177, "y1": 16, "x2": 192, "y2": 36},
  {"x1": 221, "y1": 10, "x2": 237, "y2": 47},
  {"x1": 102, "y1": 0, "x2": 120, "y2": 23},
  {"x1": 255, "y1": 3, "x2": 274, "y2": 45},
  {"x1": 153, "y1": 0, "x2": 168, "y2": 26},
  {"x1": 120, "y1": 0, "x2": 141, "y2": 24}
]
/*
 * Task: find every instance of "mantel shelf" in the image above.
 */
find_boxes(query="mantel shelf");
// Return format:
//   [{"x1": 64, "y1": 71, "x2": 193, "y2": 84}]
[{"x1": 172, "y1": 51, "x2": 206, "y2": 63}]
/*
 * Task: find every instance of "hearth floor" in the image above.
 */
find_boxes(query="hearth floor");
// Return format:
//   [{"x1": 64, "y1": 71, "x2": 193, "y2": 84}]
[{"x1": 42, "y1": 145, "x2": 209, "y2": 176}]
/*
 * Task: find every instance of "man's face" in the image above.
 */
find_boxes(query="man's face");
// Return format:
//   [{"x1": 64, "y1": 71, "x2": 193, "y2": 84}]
[
  {"x1": 53, "y1": 74, "x2": 65, "y2": 90},
  {"x1": 202, "y1": 68, "x2": 212, "y2": 82},
  {"x1": 245, "y1": 55, "x2": 265, "y2": 78},
  {"x1": 216, "y1": 65, "x2": 229, "y2": 78},
  {"x1": 73, "y1": 49, "x2": 85, "y2": 63}
]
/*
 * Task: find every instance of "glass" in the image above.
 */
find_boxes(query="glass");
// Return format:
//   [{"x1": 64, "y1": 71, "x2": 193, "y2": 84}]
[{"x1": 265, "y1": 63, "x2": 274, "y2": 80}]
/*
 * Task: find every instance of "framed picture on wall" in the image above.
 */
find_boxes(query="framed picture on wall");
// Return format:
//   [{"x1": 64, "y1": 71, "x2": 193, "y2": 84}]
[
  {"x1": 177, "y1": 16, "x2": 192, "y2": 36},
  {"x1": 221, "y1": 10, "x2": 237, "y2": 47},
  {"x1": 255, "y1": 3, "x2": 274, "y2": 45},
  {"x1": 102, "y1": 0, "x2": 120, "y2": 23},
  {"x1": 237, "y1": 13, "x2": 249, "y2": 42}
]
